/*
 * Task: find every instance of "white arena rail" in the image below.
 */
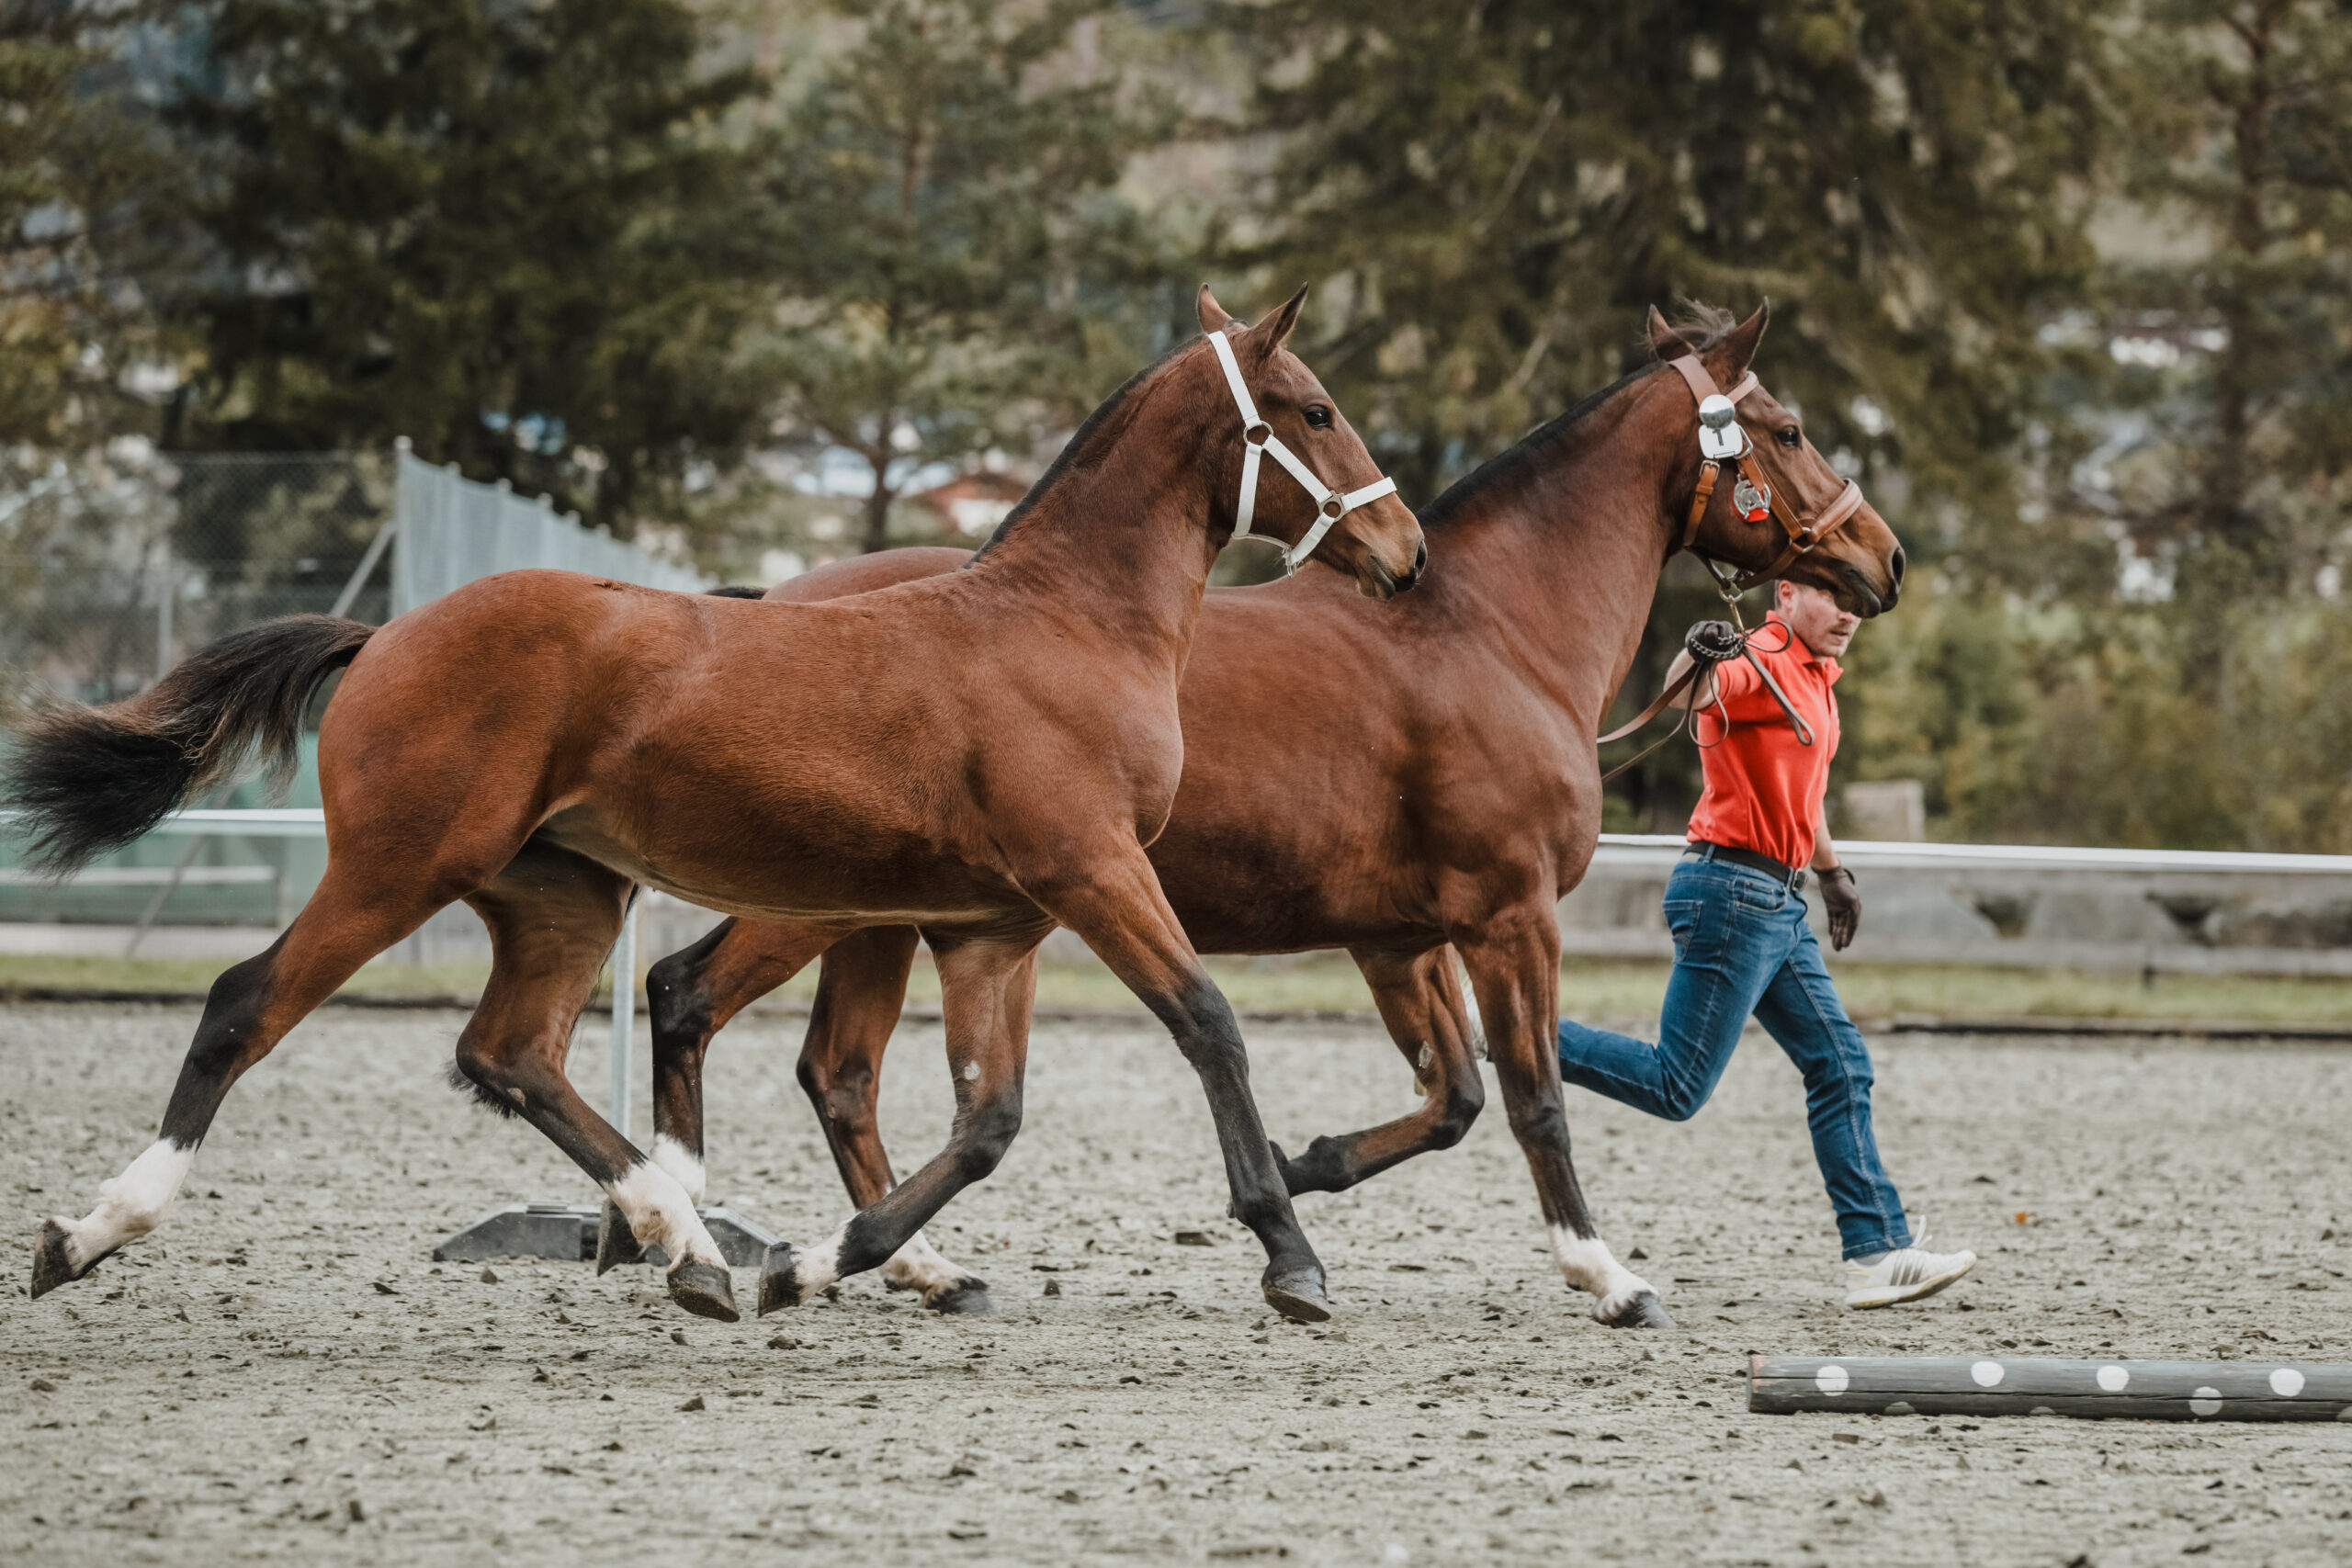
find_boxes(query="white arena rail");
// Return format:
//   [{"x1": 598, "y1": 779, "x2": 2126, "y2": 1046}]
[{"x1": 12, "y1": 815, "x2": 2352, "y2": 982}]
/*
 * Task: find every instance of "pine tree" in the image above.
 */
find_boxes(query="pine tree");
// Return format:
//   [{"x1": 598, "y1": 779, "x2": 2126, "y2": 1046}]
[
  {"x1": 1227, "y1": 0, "x2": 2114, "y2": 519},
  {"x1": 157, "y1": 0, "x2": 768, "y2": 531},
  {"x1": 747, "y1": 0, "x2": 1173, "y2": 552},
  {"x1": 0, "y1": 1, "x2": 173, "y2": 446},
  {"x1": 1226, "y1": 0, "x2": 2115, "y2": 825},
  {"x1": 2102, "y1": 0, "x2": 2352, "y2": 600}
]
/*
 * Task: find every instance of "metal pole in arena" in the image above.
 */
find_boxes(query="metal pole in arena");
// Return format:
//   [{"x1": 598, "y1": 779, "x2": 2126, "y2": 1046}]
[{"x1": 610, "y1": 897, "x2": 638, "y2": 1141}]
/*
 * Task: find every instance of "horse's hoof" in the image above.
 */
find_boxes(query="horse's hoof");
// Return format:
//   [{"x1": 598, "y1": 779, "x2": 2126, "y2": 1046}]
[
  {"x1": 594, "y1": 1201, "x2": 645, "y2": 1276},
  {"x1": 928, "y1": 1280, "x2": 995, "y2": 1316},
  {"x1": 756, "y1": 1242, "x2": 803, "y2": 1316},
  {"x1": 1599, "y1": 1290, "x2": 1675, "y2": 1330},
  {"x1": 29, "y1": 1220, "x2": 81, "y2": 1300},
  {"x1": 1261, "y1": 1266, "x2": 1333, "y2": 1325},
  {"x1": 666, "y1": 1260, "x2": 739, "y2": 1323}
]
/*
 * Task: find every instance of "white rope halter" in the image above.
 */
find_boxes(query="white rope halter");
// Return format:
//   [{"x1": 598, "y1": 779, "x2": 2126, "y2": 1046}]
[{"x1": 1205, "y1": 329, "x2": 1399, "y2": 573}]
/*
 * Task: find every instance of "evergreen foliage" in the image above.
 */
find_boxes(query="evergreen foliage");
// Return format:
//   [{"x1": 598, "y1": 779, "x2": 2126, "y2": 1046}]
[
  {"x1": 2098, "y1": 0, "x2": 2352, "y2": 602},
  {"x1": 157, "y1": 0, "x2": 768, "y2": 530},
  {"x1": 749, "y1": 0, "x2": 1176, "y2": 552},
  {"x1": 5, "y1": 0, "x2": 2350, "y2": 849},
  {"x1": 1224, "y1": 0, "x2": 2113, "y2": 518},
  {"x1": 0, "y1": 1, "x2": 174, "y2": 446}
]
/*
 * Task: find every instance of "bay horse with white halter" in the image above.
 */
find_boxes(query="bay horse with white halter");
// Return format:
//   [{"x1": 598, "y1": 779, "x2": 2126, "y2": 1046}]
[
  {"x1": 8, "y1": 288, "x2": 1424, "y2": 1327},
  {"x1": 638, "y1": 301, "x2": 1903, "y2": 1326}
]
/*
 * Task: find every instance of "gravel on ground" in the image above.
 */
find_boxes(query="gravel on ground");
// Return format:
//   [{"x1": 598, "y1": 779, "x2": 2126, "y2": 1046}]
[{"x1": 4, "y1": 1001, "x2": 2347, "y2": 1566}]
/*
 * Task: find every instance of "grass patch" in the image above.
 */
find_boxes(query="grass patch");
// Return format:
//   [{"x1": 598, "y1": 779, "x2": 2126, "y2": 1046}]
[{"x1": 5, "y1": 948, "x2": 2348, "y2": 1028}]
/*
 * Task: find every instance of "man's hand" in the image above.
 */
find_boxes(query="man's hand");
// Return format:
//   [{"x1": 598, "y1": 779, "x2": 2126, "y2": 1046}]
[
  {"x1": 1817, "y1": 865, "x2": 1860, "y2": 951},
  {"x1": 1683, "y1": 620, "x2": 1745, "y2": 665}
]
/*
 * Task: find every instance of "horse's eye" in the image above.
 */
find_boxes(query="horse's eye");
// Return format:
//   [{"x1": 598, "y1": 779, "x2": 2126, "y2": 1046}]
[
  {"x1": 1304, "y1": 405, "x2": 1333, "y2": 430},
  {"x1": 1776, "y1": 426, "x2": 1802, "y2": 448}
]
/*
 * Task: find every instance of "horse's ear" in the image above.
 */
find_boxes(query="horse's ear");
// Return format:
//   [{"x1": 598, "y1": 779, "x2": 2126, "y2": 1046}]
[
  {"x1": 1717, "y1": 300, "x2": 1770, "y2": 381},
  {"x1": 1197, "y1": 284, "x2": 1233, "y2": 333},
  {"x1": 1645, "y1": 304, "x2": 1694, "y2": 361},
  {"x1": 1246, "y1": 284, "x2": 1310, "y2": 359}
]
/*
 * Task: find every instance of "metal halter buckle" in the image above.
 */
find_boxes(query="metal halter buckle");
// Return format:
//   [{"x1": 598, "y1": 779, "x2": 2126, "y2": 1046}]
[{"x1": 1698, "y1": 394, "x2": 1747, "y2": 460}]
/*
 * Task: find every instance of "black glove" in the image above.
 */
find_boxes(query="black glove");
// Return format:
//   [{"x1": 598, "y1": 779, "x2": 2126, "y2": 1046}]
[
  {"x1": 1684, "y1": 619, "x2": 1744, "y2": 665},
  {"x1": 1817, "y1": 864, "x2": 1860, "y2": 951}
]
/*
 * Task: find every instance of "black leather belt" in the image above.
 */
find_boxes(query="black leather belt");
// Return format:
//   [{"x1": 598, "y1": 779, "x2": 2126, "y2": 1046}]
[{"x1": 1684, "y1": 840, "x2": 1805, "y2": 890}]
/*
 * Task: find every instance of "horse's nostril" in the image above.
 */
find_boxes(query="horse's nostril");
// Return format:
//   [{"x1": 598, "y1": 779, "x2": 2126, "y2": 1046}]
[
  {"x1": 1414, "y1": 539, "x2": 1429, "y2": 578},
  {"x1": 1890, "y1": 545, "x2": 1906, "y2": 585}
]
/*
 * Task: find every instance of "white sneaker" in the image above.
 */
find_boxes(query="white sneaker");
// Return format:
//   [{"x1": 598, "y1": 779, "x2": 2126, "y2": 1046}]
[{"x1": 1843, "y1": 1236, "x2": 1976, "y2": 1308}]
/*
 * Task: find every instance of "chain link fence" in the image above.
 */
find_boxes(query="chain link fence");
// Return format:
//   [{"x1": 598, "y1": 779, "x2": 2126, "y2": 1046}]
[
  {"x1": 2, "y1": 445, "x2": 711, "y2": 936},
  {"x1": 0, "y1": 446, "x2": 391, "y2": 710},
  {"x1": 1, "y1": 447, "x2": 387, "y2": 927}
]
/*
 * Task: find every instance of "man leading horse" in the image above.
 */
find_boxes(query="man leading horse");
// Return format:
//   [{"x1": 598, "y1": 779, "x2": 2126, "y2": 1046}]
[{"x1": 1561, "y1": 577, "x2": 1976, "y2": 1309}]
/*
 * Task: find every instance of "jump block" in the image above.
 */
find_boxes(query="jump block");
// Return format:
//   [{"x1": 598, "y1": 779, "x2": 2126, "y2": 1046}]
[
  {"x1": 432, "y1": 1202, "x2": 776, "y2": 1268},
  {"x1": 1748, "y1": 1354, "x2": 2352, "y2": 1423}
]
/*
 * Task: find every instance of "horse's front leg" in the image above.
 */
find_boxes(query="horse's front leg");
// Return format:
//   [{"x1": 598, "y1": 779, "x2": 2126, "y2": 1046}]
[
  {"x1": 1454, "y1": 907, "x2": 1671, "y2": 1329},
  {"x1": 1032, "y1": 846, "x2": 1331, "y2": 1323},
  {"x1": 1272, "y1": 944, "x2": 1486, "y2": 1194},
  {"x1": 757, "y1": 927, "x2": 1044, "y2": 1314}
]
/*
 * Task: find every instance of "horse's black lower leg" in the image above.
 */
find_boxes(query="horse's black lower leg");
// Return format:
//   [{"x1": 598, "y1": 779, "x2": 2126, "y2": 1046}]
[
  {"x1": 759, "y1": 932, "x2": 1035, "y2": 1314},
  {"x1": 614, "y1": 917, "x2": 840, "y2": 1269},
  {"x1": 1154, "y1": 976, "x2": 1331, "y2": 1321},
  {"x1": 1035, "y1": 851, "x2": 1329, "y2": 1322},
  {"x1": 1273, "y1": 945, "x2": 1486, "y2": 1195},
  {"x1": 34, "y1": 866, "x2": 438, "y2": 1299},
  {"x1": 642, "y1": 918, "x2": 735, "y2": 1208},
  {"x1": 1458, "y1": 917, "x2": 1669, "y2": 1330}
]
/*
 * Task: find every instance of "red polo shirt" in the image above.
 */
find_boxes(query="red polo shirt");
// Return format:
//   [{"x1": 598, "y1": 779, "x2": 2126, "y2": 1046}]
[{"x1": 1685, "y1": 612, "x2": 1841, "y2": 869}]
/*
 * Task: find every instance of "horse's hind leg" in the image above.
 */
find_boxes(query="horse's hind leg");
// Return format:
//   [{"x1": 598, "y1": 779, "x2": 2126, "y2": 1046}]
[
  {"x1": 1455, "y1": 908, "x2": 1669, "y2": 1329},
  {"x1": 455, "y1": 838, "x2": 736, "y2": 1322},
  {"x1": 1272, "y1": 944, "x2": 1486, "y2": 1195},
  {"x1": 32, "y1": 863, "x2": 447, "y2": 1297},
  {"x1": 759, "y1": 928, "x2": 1040, "y2": 1314},
  {"x1": 796, "y1": 927, "x2": 990, "y2": 1313},
  {"x1": 619, "y1": 915, "x2": 844, "y2": 1265}
]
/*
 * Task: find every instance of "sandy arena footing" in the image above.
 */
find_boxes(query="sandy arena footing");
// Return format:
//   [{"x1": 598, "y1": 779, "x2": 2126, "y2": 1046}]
[{"x1": 3, "y1": 1001, "x2": 2348, "y2": 1566}]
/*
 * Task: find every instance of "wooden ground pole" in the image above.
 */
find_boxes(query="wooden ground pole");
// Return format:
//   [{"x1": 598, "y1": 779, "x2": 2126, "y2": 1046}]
[{"x1": 1749, "y1": 1355, "x2": 2352, "y2": 1423}]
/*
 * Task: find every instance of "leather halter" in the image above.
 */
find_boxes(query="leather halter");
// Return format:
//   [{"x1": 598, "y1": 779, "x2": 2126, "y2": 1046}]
[
  {"x1": 1206, "y1": 329, "x2": 1399, "y2": 574},
  {"x1": 1667, "y1": 355, "x2": 1867, "y2": 601}
]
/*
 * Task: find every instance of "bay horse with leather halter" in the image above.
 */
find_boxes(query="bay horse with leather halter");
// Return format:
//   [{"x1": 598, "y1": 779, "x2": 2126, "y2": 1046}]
[
  {"x1": 637, "y1": 299, "x2": 1904, "y2": 1325},
  {"x1": 6, "y1": 287, "x2": 1423, "y2": 1328}
]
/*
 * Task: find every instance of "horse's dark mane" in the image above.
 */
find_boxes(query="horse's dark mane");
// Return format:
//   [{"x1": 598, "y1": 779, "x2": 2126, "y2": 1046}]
[
  {"x1": 1420, "y1": 301, "x2": 1737, "y2": 531},
  {"x1": 965, "y1": 336, "x2": 1199, "y2": 563}
]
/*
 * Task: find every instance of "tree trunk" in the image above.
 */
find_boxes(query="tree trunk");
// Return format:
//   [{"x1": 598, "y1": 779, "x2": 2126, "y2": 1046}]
[{"x1": 861, "y1": 466, "x2": 894, "y2": 554}]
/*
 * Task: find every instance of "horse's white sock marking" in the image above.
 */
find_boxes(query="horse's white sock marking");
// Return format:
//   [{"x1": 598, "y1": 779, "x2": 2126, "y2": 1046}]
[
  {"x1": 1547, "y1": 1225, "x2": 1657, "y2": 1321},
  {"x1": 605, "y1": 1161, "x2": 725, "y2": 1271},
  {"x1": 650, "y1": 1134, "x2": 707, "y2": 1206},
  {"x1": 790, "y1": 1229, "x2": 847, "y2": 1297},
  {"x1": 878, "y1": 1230, "x2": 972, "y2": 1299},
  {"x1": 60, "y1": 1139, "x2": 194, "y2": 1269}
]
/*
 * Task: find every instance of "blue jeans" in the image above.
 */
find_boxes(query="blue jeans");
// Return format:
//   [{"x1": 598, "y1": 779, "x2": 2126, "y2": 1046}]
[{"x1": 1556, "y1": 853, "x2": 1912, "y2": 1259}]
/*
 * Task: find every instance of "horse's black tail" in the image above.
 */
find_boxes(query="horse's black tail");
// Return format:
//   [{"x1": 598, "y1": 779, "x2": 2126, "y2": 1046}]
[{"x1": 4, "y1": 614, "x2": 375, "y2": 874}]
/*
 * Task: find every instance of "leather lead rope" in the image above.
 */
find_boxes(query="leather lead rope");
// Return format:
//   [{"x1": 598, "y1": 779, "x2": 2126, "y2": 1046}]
[{"x1": 1598, "y1": 621, "x2": 1815, "y2": 784}]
